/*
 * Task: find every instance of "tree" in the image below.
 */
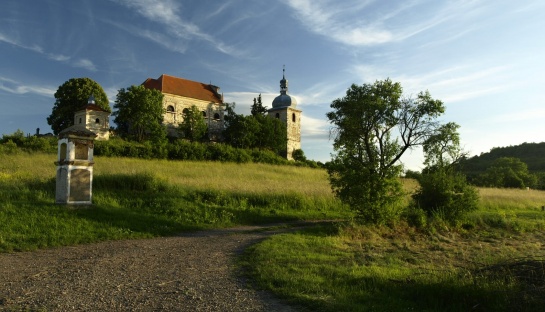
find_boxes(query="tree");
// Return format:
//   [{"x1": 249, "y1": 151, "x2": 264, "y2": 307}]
[
  {"x1": 413, "y1": 122, "x2": 479, "y2": 223},
  {"x1": 477, "y1": 157, "x2": 537, "y2": 189},
  {"x1": 179, "y1": 105, "x2": 207, "y2": 142},
  {"x1": 251, "y1": 94, "x2": 267, "y2": 116},
  {"x1": 113, "y1": 85, "x2": 165, "y2": 143},
  {"x1": 48, "y1": 78, "x2": 110, "y2": 134},
  {"x1": 223, "y1": 103, "x2": 287, "y2": 155},
  {"x1": 326, "y1": 79, "x2": 447, "y2": 224}
]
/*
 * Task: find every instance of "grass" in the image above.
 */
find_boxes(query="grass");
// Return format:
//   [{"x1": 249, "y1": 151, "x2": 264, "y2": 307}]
[
  {"x1": 4, "y1": 152, "x2": 545, "y2": 310},
  {"x1": 0, "y1": 152, "x2": 351, "y2": 252},
  {"x1": 243, "y1": 187, "x2": 545, "y2": 311}
]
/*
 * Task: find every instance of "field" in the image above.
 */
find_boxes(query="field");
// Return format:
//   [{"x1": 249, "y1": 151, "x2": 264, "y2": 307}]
[
  {"x1": 2, "y1": 152, "x2": 545, "y2": 311},
  {"x1": 0, "y1": 152, "x2": 350, "y2": 252}
]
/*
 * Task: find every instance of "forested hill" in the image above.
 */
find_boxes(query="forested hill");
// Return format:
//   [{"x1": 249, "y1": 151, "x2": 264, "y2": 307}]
[{"x1": 460, "y1": 142, "x2": 545, "y2": 175}]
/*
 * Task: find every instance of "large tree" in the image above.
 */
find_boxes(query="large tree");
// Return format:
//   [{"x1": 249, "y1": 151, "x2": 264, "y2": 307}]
[
  {"x1": 179, "y1": 105, "x2": 207, "y2": 142},
  {"x1": 47, "y1": 77, "x2": 110, "y2": 134},
  {"x1": 477, "y1": 157, "x2": 537, "y2": 189},
  {"x1": 326, "y1": 79, "x2": 447, "y2": 224},
  {"x1": 113, "y1": 85, "x2": 165, "y2": 143}
]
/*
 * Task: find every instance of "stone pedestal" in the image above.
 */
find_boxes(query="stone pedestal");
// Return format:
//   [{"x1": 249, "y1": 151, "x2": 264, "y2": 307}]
[{"x1": 55, "y1": 125, "x2": 97, "y2": 205}]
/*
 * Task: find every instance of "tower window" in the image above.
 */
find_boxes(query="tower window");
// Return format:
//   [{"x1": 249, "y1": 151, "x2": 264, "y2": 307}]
[
  {"x1": 292, "y1": 113, "x2": 296, "y2": 123},
  {"x1": 95, "y1": 118, "x2": 100, "y2": 124},
  {"x1": 202, "y1": 111, "x2": 207, "y2": 117},
  {"x1": 79, "y1": 117, "x2": 82, "y2": 124},
  {"x1": 214, "y1": 113, "x2": 220, "y2": 120},
  {"x1": 275, "y1": 113, "x2": 280, "y2": 119}
]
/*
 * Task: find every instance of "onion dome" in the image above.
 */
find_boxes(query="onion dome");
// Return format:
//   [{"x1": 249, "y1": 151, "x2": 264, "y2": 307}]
[{"x1": 272, "y1": 67, "x2": 297, "y2": 108}]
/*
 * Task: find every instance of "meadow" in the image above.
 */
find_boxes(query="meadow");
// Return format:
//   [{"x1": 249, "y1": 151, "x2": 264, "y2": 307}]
[
  {"x1": 0, "y1": 152, "x2": 350, "y2": 252},
  {"x1": 2, "y1": 151, "x2": 545, "y2": 311}
]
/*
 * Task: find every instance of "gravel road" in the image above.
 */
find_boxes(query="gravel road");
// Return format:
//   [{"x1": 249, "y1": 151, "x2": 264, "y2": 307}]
[{"x1": 0, "y1": 225, "x2": 303, "y2": 311}]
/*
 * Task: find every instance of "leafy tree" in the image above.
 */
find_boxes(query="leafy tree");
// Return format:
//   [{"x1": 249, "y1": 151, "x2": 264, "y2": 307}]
[
  {"x1": 292, "y1": 149, "x2": 307, "y2": 162},
  {"x1": 223, "y1": 103, "x2": 287, "y2": 155},
  {"x1": 413, "y1": 122, "x2": 479, "y2": 224},
  {"x1": 179, "y1": 105, "x2": 207, "y2": 142},
  {"x1": 477, "y1": 157, "x2": 537, "y2": 189},
  {"x1": 113, "y1": 85, "x2": 165, "y2": 143},
  {"x1": 251, "y1": 94, "x2": 267, "y2": 116},
  {"x1": 48, "y1": 78, "x2": 110, "y2": 134},
  {"x1": 326, "y1": 79, "x2": 447, "y2": 224}
]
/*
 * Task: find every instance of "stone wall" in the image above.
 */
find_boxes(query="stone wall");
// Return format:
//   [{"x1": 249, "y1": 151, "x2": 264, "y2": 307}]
[{"x1": 162, "y1": 93, "x2": 225, "y2": 140}]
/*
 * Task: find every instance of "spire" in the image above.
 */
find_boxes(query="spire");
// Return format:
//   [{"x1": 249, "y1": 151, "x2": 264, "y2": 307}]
[{"x1": 280, "y1": 65, "x2": 288, "y2": 95}]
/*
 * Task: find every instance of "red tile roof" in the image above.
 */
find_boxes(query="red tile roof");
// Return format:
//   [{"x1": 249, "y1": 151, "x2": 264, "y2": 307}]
[{"x1": 142, "y1": 74, "x2": 223, "y2": 103}]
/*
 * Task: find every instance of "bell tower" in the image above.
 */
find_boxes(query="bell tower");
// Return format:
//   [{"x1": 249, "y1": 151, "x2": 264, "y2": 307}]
[{"x1": 267, "y1": 67, "x2": 301, "y2": 160}]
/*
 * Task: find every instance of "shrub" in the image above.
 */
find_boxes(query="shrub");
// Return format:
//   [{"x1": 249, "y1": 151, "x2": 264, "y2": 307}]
[{"x1": 412, "y1": 169, "x2": 479, "y2": 224}]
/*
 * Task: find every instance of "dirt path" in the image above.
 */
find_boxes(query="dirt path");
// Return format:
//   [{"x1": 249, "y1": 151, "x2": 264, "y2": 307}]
[{"x1": 0, "y1": 224, "x2": 307, "y2": 311}]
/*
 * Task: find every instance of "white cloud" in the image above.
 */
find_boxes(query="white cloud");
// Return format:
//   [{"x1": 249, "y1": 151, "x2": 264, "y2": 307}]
[
  {"x1": 0, "y1": 77, "x2": 55, "y2": 97},
  {"x1": 73, "y1": 59, "x2": 97, "y2": 72},
  {"x1": 110, "y1": 0, "x2": 241, "y2": 57}
]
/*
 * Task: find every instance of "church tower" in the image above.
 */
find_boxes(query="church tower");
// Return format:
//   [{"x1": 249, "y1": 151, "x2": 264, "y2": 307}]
[{"x1": 267, "y1": 68, "x2": 301, "y2": 160}]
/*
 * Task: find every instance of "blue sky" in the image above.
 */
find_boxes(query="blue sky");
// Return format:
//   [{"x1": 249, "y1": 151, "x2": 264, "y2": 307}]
[{"x1": 1, "y1": 0, "x2": 544, "y2": 170}]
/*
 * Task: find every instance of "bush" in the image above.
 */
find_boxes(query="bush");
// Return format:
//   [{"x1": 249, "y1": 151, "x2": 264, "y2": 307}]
[{"x1": 412, "y1": 169, "x2": 479, "y2": 224}]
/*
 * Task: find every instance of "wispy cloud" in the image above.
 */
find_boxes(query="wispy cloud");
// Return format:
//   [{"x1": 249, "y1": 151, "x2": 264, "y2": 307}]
[
  {"x1": 0, "y1": 32, "x2": 97, "y2": 72},
  {"x1": 283, "y1": 0, "x2": 482, "y2": 47},
  {"x1": 110, "y1": 0, "x2": 242, "y2": 57},
  {"x1": 0, "y1": 77, "x2": 55, "y2": 97}
]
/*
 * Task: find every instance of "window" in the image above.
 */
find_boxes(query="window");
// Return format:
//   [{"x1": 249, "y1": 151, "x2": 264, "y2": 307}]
[
  {"x1": 60, "y1": 143, "x2": 67, "y2": 161},
  {"x1": 95, "y1": 118, "x2": 100, "y2": 124},
  {"x1": 275, "y1": 113, "x2": 280, "y2": 119},
  {"x1": 167, "y1": 105, "x2": 175, "y2": 113},
  {"x1": 214, "y1": 113, "x2": 220, "y2": 120},
  {"x1": 202, "y1": 111, "x2": 207, "y2": 117},
  {"x1": 292, "y1": 113, "x2": 296, "y2": 123},
  {"x1": 79, "y1": 117, "x2": 82, "y2": 124},
  {"x1": 182, "y1": 108, "x2": 189, "y2": 115}
]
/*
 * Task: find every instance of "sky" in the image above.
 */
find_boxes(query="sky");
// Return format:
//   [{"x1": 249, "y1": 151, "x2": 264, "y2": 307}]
[{"x1": 1, "y1": 0, "x2": 544, "y2": 170}]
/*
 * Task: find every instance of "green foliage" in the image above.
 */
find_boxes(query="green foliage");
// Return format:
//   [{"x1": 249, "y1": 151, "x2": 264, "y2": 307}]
[
  {"x1": 223, "y1": 103, "x2": 287, "y2": 155},
  {"x1": 326, "y1": 79, "x2": 447, "y2": 224},
  {"x1": 459, "y1": 142, "x2": 545, "y2": 186},
  {"x1": 0, "y1": 131, "x2": 57, "y2": 154},
  {"x1": 292, "y1": 149, "x2": 306, "y2": 162},
  {"x1": 476, "y1": 157, "x2": 537, "y2": 189},
  {"x1": 250, "y1": 94, "x2": 267, "y2": 116},
  {"x1": 178, "y1": 105, "x2": 208, "y2": 142},
  {"x1": 113, "y1": 85, "x2": 166, "y2": 143},
  {"x1": 47, "y1": 78, "x2": 110, "y2": 135},
  {"x1": 413, "y1": 169, "x2": 479, "y2": 224}
]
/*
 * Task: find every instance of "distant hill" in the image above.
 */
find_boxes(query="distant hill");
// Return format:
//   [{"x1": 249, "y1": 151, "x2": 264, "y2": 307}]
[{"x1": 459, "y1": 142, "x2": 545, "y2": 179}]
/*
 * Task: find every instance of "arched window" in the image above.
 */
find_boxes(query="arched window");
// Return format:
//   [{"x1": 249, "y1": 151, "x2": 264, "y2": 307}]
[
  {"x1": 214, "y1": 113, "x2": 220, "y2": 120},
  {"x1": 79, "y1": 117, "x2": 82, "y2": 124},
  {"x1": 182, "y1": 108, "x2": 189, "y2": 115},
  {"x1": 202, "y1": 111, "x2": 207, "y2": 117},
  {"x1": 167, "y1": 105, "x2": 175, "y2": 113},
  {"x1": 275, "y1": 113, "x2": 280, "y2": 119},
  {"x1": 95, "y1": 118, "x2": 100, "y2": 124},
  {"x1": 292, "y1": 113, "x2": 296, "y2": 123}
]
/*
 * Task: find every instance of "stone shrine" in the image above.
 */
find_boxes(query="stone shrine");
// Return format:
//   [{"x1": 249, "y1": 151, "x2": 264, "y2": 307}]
[{"x1": 55, "y1": 124, "x2": 97, "y2": 205}]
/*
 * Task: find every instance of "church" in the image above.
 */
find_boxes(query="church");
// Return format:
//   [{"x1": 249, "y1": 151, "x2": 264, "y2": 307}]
[
  {"x1": 142, "y1": 74, "x2": 225, "y2": 141},
  {"x1": 77, "y1": 71, "x2": 302, "y2": 159}
]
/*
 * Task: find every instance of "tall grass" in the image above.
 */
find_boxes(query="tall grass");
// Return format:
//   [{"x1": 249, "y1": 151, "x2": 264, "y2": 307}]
[{"x1": 0, "y1": 152, "x2": 350, "y2": 252}]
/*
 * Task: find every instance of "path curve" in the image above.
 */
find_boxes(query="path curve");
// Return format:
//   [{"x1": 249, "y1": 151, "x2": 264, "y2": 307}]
[{"x1": 0, "y1": 223, "x2": 314, "y2": 311}]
